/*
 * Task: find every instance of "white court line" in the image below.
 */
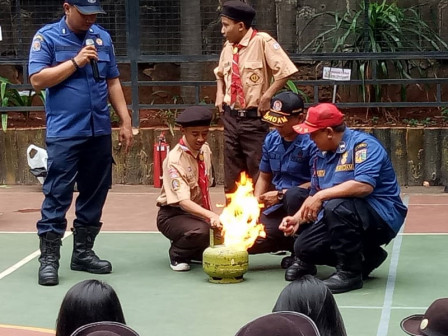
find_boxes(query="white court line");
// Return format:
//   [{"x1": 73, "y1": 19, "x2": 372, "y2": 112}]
[
  {"x1": 0, "y1": 231, "x2": 72, "y2": 280},
  {"x1": 376, "y1": 194, "x2": 409, "y2": 336}
]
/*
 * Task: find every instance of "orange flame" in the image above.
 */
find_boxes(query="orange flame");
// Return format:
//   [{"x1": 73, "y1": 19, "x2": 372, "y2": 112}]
[{"x1": 219, "y1": 172, "x2": 266, "y2": 251}]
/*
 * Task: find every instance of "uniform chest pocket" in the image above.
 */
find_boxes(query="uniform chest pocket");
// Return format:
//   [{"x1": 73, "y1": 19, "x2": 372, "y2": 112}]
[
  {"x1": 97, "y1": 50, "x2": 110, "y2": 78},
  {"x1": 55, "y1": 50, "x2": 78, "y2": 63},
  {"x1": 268, "y1": 152, "x2": 281, "y2": 172},
  {"x1": 244, "y1": 61, "x2": 264, "y2": 86},
  {"x1": 290, "y1": 149, "x2": 308, "y2": 163}
]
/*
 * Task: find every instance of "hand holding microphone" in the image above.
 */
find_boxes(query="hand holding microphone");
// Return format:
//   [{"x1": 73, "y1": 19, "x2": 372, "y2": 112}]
[{"x1": 85, "y1": 38, "x2": 101, "y2": 81}]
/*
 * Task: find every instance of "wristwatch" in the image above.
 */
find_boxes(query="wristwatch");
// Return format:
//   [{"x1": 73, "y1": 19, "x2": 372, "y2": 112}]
[{"x1": 277, "y1": 190, "x2": 284, "y2": 202}]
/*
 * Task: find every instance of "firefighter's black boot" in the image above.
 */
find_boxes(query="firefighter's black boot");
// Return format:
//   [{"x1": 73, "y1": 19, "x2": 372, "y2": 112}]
[
  {"x1": 323, "y1": 255, "x2": 363, "y2": 294},
  {"x1": 38, "y1": 232, "x2": 61, "y2": 286},
  {"x1": 285, "y1": 257, "x2": 317, "y2": 281},
  {"x1": 70, "y1": 225, "x2": 112, "y2": 274}
]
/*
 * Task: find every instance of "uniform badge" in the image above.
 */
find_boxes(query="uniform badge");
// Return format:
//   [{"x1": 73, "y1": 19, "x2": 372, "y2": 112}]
[
  {"x1": 171, "y1": 179, "x2": 180, "y2": 191},
  {"x1": 420, "y1": 319, "x2": 428, "y2": 331},
  {"x1": 250, "y1": 73, "x2": 260, "y2": 83},
  {"x1": 272, "y1": 42, "x2": 280, "y2": 50},
  {"x1": 355, "y1": 148, "x2": 367, "y2": 163},
  {"x1": 338, "y1": 141, "x2": 346, "y2": 152},
  {"x1": 96, "y1": 38, "x2": 103, "y2": 46},
  {"x1": 272, "y1": 100, "x2": 282, "y2": 112},
  {"x1": 169, "y1": 167, "x2": 179, "y2": 179},
  {"x1": 32, "y1": 40, "x2": 41, "y2": 52},
  {"x1": 340, "y1": 151, "x2": 349, "y2": 165}
]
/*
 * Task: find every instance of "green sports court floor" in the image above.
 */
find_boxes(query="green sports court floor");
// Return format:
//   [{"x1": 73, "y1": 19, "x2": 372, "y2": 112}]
[{"x1": 0, "y1": 185, "x2": 447, "y2": 336}]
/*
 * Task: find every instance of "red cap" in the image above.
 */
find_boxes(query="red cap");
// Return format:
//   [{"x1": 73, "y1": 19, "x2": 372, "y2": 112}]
[{"x1": 293, "y1": 103, "x2": 344, "y2": 134}]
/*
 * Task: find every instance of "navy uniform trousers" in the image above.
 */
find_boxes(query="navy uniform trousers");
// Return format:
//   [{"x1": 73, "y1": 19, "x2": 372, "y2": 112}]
[
  {"x1": 294, "y1": 198, "x2": 396, "y2": 268},
  {"x1": 37, "y1": 135, "x2": 112, "y2": 236},
  {"x1": 249, "y1": 187, "x2": 310, "y2": 254}
]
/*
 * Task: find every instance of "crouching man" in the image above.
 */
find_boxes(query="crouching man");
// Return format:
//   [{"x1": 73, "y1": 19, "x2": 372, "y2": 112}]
[
  {"x1": 280, "y1": 103, "x2": 407, "y2": 293},
  {"x1": 156, "y1": 106, "x2": 222, "y2": 271}
]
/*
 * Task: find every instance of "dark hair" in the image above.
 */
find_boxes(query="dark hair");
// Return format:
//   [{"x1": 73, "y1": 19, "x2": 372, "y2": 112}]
[
  {"x1": 56, "y1": 280, "x2": 126, "y2": 336},
  {"x1": 272, "y1": 275, "x2": 347, "y2": 336},
  {"x1": 331, "y1": 123, "x2": 346, "y2": 133}
]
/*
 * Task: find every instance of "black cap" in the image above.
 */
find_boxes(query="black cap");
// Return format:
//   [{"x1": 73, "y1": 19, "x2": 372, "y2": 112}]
[
  {"x1": 66, "y1": 0, "x2": 106, "y2": 15},
  {"x1": 262, "y1": 91, "x2": 305, "y2": 126},
  {"x1": 221, "y1": 1, "x2": 256, "y2": 26},
  {"x1": 175, "y1": 106, "x2": 213, "y2": 127},
  {"x1": 234, "y1": 312, "x2": 321, "y2": 336}
]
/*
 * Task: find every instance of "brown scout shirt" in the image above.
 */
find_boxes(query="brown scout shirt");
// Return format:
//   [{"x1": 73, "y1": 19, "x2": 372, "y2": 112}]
[
  {"x1": 156, "y1": 141, "x2": 212, "y2": 207},
  {"x1": 214, "y1": 28, "x2": 298, "y2": 110}
]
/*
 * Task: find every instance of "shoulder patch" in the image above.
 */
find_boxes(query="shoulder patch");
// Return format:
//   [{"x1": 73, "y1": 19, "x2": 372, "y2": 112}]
[
  {"x1": 355, "y1": 148, "x2": 367, "y2": 163},
  {"x1": 355, "y1": 142, "x2": 368, "y2": 150},
  {"x1": 171, "y1": 179, "x2": 181, "y2": 191}
]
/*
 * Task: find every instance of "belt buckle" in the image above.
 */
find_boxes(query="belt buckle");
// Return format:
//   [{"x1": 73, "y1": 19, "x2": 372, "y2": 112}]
[{"x1": 237, "y1": 110, "x2": 246, "y2": 117}]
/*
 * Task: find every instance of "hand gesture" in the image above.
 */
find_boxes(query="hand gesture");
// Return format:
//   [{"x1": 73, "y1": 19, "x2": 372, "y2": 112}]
[{"x1": 279, "y1": 216, "x2": 299, "y2": 237}]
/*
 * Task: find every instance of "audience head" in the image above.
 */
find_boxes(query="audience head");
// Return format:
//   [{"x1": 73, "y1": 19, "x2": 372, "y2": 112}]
[
  {"x1": 70, "y1": 321, "x2": 139, "y2": 336},
  {"x1": 401, "y1": 298, "x2": 448, "y2": 335},
  {"x1": 273, "y1": 275, "x2": 347, "y2": 336},
  {"x1": 56, "y1": 279, "x2": 126, "y2": 336},
  {"x1": 235, "y1": 311, "x2": 321, "y2": 336}
]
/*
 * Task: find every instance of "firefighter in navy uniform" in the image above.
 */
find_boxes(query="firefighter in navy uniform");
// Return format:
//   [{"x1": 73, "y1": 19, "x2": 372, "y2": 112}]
[
  {"x1": 249, "y1": 92, "x2": 317, "y2": 269},
  {"x1": 215, "y1": 1, "x2": 298, "y2": 195},
  {"x1": 280, "y1": 103, "x2": 407, "y2": 293},
  {"x1": 156, "y1": 106, "x2": 222, "y2": 272},
  {"x1": 28, "y1": 0, "x2": 132, "y2": 286}
]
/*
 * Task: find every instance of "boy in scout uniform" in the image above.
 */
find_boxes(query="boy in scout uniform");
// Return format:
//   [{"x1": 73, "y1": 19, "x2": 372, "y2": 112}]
[
  {"x1": 156, "y1": 106, "x2": 222, "y2": 271},
  {"x1": 279, "y1": 103, "x2": 407, "y2": 293},
  {"x1": 214, "y1": 1, "x2": 298, "y2": 195}
]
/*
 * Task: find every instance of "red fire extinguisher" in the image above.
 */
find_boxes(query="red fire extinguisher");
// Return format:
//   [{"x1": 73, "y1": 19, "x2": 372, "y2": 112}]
[{"x1": 153, "y1": 131, "x2": 170, "y2": 188}]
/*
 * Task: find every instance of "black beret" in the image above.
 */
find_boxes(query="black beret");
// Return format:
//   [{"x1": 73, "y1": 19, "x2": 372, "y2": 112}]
[
  {"x1": 175, "y1": 106, "x2": 213, "y2": 127},
  {"x1": 262, "y1": 92, "x2": 304, "y2": 126},
  {"x1": 221, "y1": 1, "x2": 256, "y2": 25}
]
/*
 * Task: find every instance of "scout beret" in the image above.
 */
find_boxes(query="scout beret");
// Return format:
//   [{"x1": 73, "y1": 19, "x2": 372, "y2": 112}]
[
  {"x1": 263, "y1": 91, "x2": 305, "y2": 126},
  {"x1": 70, "y1": 322, "x2": 139, "y2": 336},
  {"x1": 221, "y1": 1, "x2": 256, "y2": 25},
  {"x1": 175, "y1": 106, "x2": 213, "y2": 127}
]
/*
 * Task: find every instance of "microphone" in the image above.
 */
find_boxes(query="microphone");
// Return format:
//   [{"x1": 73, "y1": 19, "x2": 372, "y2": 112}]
[{"x1": 85, "y1": 39, "x2": 100, "y2": 81}]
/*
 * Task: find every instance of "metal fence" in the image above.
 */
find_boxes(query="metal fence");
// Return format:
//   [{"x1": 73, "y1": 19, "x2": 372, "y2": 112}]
[{"x1": 1, "y1": 0, "x2": 448, "y2": 127}]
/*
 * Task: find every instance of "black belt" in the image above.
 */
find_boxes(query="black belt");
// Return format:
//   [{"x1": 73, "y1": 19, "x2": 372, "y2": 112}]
[{"x1": 224, "y1": 105, "x2": 259, "y2": 118}]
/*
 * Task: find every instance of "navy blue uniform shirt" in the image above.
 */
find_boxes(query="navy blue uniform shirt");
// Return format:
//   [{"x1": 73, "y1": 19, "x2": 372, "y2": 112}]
[
  {"x1": 29, "y1": 17, "x2": 120, "y2": 138},
  {"x1": 311, "y1": 128, "x2": 407, "y2": 233},
  {"x1": 260, "y1": 130, "x2": 317, "y2": 191}
]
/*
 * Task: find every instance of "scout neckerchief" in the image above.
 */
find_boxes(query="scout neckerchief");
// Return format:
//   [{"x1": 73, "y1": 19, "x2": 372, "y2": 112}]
[
  {"x1": 230, "y1": 29, "x2": 258, "y2": 108},
  {"x1": 179, "y1": 138, "x2": 211, "y2": 210}
]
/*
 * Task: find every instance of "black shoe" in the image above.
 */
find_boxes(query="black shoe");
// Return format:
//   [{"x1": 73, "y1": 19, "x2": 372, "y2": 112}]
[
  {"x1": 280, "y1": 255, "x2": 295, "y2": 269},
  {"x1": 363, "y1": 248, "x2": 388, "y2": 279},
  {"x1": 285, "y1": 259, "x2": 317, "y2": 281},
  {"x1": 323, "y1": 271, "x2": 363, "y2": 294}
]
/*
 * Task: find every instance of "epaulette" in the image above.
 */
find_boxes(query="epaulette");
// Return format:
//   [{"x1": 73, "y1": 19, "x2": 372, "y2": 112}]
[{"x1": 256, "y1": 31, "x2": 273, "y2": 42}]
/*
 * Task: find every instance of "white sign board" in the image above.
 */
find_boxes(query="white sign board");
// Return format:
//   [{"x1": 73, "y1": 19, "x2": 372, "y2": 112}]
[
  {"x1": 0, "y1": 26, "x2": 2, "y2": 41},
  {"x1": 322, "y1": 67, "x2": 351, "y2": 81}
]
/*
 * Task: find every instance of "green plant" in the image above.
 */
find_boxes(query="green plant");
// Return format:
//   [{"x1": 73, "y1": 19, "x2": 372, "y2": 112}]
[
  {"x1": 403, "y1": 118, "x2": 419, "y2": 127},
  {"x1": 441, "y1": 108, "x2": 448, "y2": 124},
  {"x1": 284, "y1": 80, "x2": 310, "y2": 103},
  {"x1": 0, "y1": 76, "x2": 46, "y2": 132},
  {"x1": 371, "y1": 116, "x2": 379, "y2": 125},
  {"x1": 303, "y1": 1, "x2": 447, "y2": 102},
  {"x1": 150, "y1": 91, "x2": 184, "y2": 136}
]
